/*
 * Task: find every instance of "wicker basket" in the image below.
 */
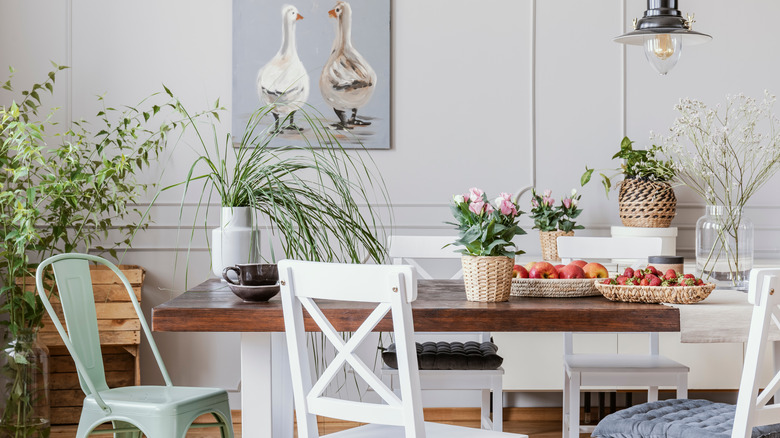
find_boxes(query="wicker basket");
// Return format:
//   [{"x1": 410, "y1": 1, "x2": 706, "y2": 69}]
[
  {"x1": 461, "y1": 255, "x2": 513, "y2": 302},
  {"x1": 539, "y1": 230, "x2": 574, "y2": 261},
  {"x1": 594, "y1": 281, "x2": 715, "y2": 304},
  {"x1": 618, "y1": 179, "x2": 676, "y2": 228},
  {"x1": 511, "y1": 278, "x2": 600, "y2": 298}
]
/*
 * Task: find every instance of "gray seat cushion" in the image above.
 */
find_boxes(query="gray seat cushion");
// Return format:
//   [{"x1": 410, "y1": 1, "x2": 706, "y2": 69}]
[
  {"x1": 381, "y1": 341, "x2": 503, "y2": 370},
  {"x1": 592, "y1": 399, "x2": 780, "y2": 438}
]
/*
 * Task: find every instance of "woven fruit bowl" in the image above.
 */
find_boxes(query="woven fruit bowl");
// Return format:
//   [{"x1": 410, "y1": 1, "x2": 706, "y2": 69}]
[
  {"x1": 511, "y1": 278, "x2": 601, "y2": 298},
  {"x1": 594, "y1": 281, "x2": 716, "y2": 304}
]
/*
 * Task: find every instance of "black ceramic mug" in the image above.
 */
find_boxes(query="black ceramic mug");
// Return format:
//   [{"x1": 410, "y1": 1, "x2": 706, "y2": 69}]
[{"x1": 222, "y1": 263, "x2": 278, "y2": 286}]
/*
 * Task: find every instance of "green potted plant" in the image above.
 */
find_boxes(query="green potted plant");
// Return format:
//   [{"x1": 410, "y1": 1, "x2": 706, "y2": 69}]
[
  {"x1": 0, "y1": 65, "x2": 184, "y2": 436},
  {"x1": 448, "y1": 188, "x2": 526, "y2": 302},
  {"x1": 528, "y1": 188, "x2": 584, "y2": 261},
  {"x1": 581, "y1": 136, "x2": 676, "y2": 227},
  {"x1": 167, "y1": 98, "x2": 389, "y2": 278}
]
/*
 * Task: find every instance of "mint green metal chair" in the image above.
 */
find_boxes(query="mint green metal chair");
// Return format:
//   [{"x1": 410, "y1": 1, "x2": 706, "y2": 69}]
[{"x1": 35, "y1": 253, "x2": 234, "y2": 438}]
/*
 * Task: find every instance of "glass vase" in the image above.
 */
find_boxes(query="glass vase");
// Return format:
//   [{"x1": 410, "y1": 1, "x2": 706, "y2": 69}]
[
  {"x1": 0, "y1": 328, "x2": 50, "y2": 437},
  {"x1": 695, "y1": 205, "x2": 754, "y2": 291}
]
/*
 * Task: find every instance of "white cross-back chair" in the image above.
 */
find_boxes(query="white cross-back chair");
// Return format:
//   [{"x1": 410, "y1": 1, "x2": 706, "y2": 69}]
[
  {"x1": 386, "y1": 235, "x2": 504, "y2": 431},
  {"x1": 556, "y1": 236, "x2": 689, "y2": 438},
  {"x1": 593, "y1": 268, "x2": 780, "y2": 437},
  {"x1": 278, "y1": 259, "x2": 526, "y2": 438}
]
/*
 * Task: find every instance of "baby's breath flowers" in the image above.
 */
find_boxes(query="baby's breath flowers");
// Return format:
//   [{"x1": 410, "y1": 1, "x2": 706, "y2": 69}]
[
  {"x1": 659, "y1": 91, "x2": 780, "y2": 207},
  {"x1": 658, "y1": 91, "x2": 780, "y2": 288}
]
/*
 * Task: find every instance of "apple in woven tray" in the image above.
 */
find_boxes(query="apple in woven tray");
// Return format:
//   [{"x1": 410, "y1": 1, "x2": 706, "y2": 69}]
[
  {"x1": 529, "y1": 262, "x2": 559, "y2": 279},
  {"x1": 514, "y1": 260, "x2": 604, "y2": 280},
  {"x1": 582, "y1": 262, "x2": 609, "y2": 279},
  {"x1": 512, "y1": 264, "x2": 529, "y2": 278},
  {"x1": 558, "y1": 264, "x2": 586, "y2": 279},
  {"x1": 601, "y1": 266, "x2": 706, "y2": 287}
]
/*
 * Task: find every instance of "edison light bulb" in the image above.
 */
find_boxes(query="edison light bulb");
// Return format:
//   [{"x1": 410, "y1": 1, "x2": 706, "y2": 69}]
[{"x1": 643, "y1": 34, "x2": 683, "y2": 75}]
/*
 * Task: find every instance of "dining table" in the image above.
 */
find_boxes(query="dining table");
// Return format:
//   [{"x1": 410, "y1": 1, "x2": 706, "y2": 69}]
[{"x1": 151, "y1": 277, "x2": 686, "y2": 437}]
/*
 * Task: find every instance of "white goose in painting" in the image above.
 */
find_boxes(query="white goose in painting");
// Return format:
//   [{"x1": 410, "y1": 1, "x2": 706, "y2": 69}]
[
  {"x1": 257, "y1": 4, "x2": 309, "y2": 132},
  {"x1": 320, "y1": 1, "x2": 376, "y2": 130}
]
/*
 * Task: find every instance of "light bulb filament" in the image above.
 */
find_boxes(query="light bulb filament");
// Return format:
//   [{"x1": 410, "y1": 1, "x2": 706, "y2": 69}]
[{"x1": 654, "y1": 34, "x2": 675, "y2": 60}]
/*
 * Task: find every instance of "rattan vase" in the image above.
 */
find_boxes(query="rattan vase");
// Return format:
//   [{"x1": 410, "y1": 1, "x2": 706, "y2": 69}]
[
  {"x1": 618, "y1": 179, "x2": 676, "y2": 227},
  {"x1": 461, "y1": 255, "x2": 513, "y2": 302},
  {"x1": 539, "y1": 230, "x2": 574, "y2": 262}
]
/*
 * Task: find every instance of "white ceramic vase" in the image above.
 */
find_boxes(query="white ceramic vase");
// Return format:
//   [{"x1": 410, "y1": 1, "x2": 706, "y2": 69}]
[{"x1": 211, "y1": 206, "x2": 260, "y2": 278}]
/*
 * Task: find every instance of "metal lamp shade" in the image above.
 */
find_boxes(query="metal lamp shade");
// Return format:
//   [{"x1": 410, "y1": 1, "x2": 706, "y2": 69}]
[{"x1": 614, "y1": 0, "x2": 712, "y2": 46}]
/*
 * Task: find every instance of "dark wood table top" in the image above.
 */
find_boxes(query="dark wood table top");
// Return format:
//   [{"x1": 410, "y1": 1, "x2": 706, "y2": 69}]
[{"x1": 151, "y1": 278, "x2": 680, "y2": 333}]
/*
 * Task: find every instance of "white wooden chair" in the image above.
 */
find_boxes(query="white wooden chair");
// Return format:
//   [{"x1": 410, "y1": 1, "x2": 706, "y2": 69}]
[
  {"x1": 385, "y1": 235, "x2": 504, "y2": 431},
  {"x1": 557, "y1": 236, "x2": 689, "y2": 438},
  {"x1": 278, "y1": 259, "x2": 527, "y2": 437},
  {"x1": 592, "y1": 268, "x2": 780, "y2": 437}
]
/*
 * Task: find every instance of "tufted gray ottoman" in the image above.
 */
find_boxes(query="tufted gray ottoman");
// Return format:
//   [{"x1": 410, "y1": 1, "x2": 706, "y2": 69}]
[{"x1": 592, "y1": 399, "x2": 780, "y2": 438}]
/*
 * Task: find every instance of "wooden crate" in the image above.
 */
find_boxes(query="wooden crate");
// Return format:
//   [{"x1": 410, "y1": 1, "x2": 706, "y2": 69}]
[{"x1": 20, "y1": 265, "x2": 145, "y2": 425}]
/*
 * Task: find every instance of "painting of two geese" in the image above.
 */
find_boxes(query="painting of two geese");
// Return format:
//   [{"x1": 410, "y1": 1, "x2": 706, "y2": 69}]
[{"x1": 233, "y1": 0, "x2": 390, "y2": 149}]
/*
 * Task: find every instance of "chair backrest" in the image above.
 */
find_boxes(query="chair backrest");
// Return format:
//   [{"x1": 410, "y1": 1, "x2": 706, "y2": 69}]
[
  {"x1": 388, "y1": 235, "x2": 462, "y2": 280},
  {"x1": 35, "y1": 253, "x2": 171, "y2": 411},
  {"x1": 556, "y1": 236, "x2": 662, "y2": 265},
  {"x1": 278, "y1": 259, "x2": 424, "y2": 438},
  {"x1": 558, "y1": 236, "x2": 663, "y2": 355},
  {"x1": 732, "y1": 268, "x2": 780, "y2": 437}
]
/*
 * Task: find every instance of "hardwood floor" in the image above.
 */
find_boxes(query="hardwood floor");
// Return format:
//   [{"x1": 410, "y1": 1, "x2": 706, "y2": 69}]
[{"x1": 49, "y1": 408, "x2": 592, "y2": 437}]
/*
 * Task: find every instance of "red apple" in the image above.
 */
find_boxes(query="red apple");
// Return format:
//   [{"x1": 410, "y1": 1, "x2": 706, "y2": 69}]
[
  {"x1": 555, "y1": 264, "x2": 565, "y2": 271},
  {"x1": 570, "y1": 260, "x2": 587, "y2": 268},
  {"x1": 559, "y1": 264, "x2": 586, "y2": 279},
  {"x1": 582, "y1": 262, "x2": 609, "y2": 279},
  {"x1": 524, "y1": 261, "x2": 537, "y2": 272},
  {"x1": 512, "y1": 264, "x2": 529, "y2": 278},
  {"x1": 529, "y1": 262, "x2": 559, "y2": 279}
]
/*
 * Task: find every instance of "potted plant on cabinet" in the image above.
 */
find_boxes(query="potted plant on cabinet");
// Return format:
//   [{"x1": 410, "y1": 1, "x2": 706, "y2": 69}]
[
  {"x1": 0, "y1": 65, "x2": 184, "y2": 436},
  {"x1": 581, "y1": 136, "x2": 676, "y2": 227}
]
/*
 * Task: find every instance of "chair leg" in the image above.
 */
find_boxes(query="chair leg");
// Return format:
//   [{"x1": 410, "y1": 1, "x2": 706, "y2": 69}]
[
  {"x1": 212, "y1": 410, "x2": 235, "y2": 438},
  {"x1": 563, "y1": 370, "x2": 570, "y2": 438},
  {"x1": 481, "y1": 389, "x2": 491, "y2": 430},
  {"x1": 112, "y1": 420, "x2": 142, "y2": 438},
  {"x1": 648, "y1": 386, "x2": 659, "y2": 402},
  {"x1": 568, "y1": 371, "x2": 581, "y2": 438},
  {"x1": 492, "y1": 382, "x2": 503, "y2": 432},
  {"x1": 677, "y1": 373, "x2": 688, "y2": 399}
]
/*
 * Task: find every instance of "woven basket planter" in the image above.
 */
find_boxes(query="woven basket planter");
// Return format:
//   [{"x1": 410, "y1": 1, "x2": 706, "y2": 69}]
[
  {"x1": 539, "y1": 230, "x2": 574, "y2": 261},
  {"x1": 618, "y1": 179, "x2": 676, "y2": 228},
  {"x1": 594, "y1": 282, "x2": 715, "y2": 304},
  {"x1": 461, "y1": 255, "x2": 513, "y2": 302}
]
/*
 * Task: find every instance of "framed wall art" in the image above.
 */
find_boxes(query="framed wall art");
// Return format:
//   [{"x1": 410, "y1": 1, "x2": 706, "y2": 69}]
[{"x1": 233, "y1": 0, "x2": 391, "y2": 149}]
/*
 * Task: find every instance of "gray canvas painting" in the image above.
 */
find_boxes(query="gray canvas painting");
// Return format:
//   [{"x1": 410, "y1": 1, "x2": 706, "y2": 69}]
[{"x1": 233, "y1": 0, "x2": 391, "y2": 149}]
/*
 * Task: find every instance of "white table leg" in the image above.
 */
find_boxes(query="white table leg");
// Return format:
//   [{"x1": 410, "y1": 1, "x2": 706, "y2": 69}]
[
  {"x1": 272, "y1": 332, "x2": 294, "y2": 437},
  {"x1": 241, "y1": 332, "x2": 294, "y2": 438}
]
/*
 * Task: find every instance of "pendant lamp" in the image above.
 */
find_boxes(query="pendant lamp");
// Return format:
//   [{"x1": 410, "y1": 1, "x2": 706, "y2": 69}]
[{"x1": 615, "y1": 0, "x2": 711, "y2": 75}]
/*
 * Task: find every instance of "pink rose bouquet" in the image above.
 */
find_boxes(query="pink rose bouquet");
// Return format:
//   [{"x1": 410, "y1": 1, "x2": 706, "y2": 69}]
[
  {"x1": 448, "y1": 187, "x2": 526, "y2": 257},
  {"x1": 529, "y1": 188, "x2": 584, "y2": 232}
]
